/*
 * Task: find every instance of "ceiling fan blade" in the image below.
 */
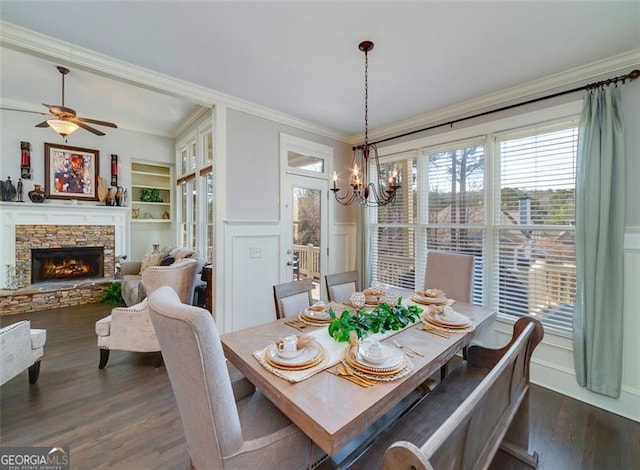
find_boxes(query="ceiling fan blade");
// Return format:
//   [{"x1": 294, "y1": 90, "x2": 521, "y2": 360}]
[
  {"x1": 0, "y1": 107, "x2": 49, "y2": 116},
  {"x1": 43, "y1": 103, "x2": 76, "y2": 118},
  {"x1": 75, "y1": 116, "x2": 118, "y2": 128},
  {"x1": 74, "y1": 120, "x2": 105, "y2": 136},
  {"x1": 35, "y1": 121, "x2": 50, "y2": 128}
]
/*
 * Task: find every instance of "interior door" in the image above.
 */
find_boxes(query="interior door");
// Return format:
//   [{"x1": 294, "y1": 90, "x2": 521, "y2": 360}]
[{"x1": 282, "y1": 174, "x2": 328, "y2": 302}]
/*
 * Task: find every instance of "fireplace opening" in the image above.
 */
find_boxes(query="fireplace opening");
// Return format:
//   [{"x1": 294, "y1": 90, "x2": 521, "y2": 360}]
[{"x1": 31, "y1": 247, "x2": 104, "y2": 283}]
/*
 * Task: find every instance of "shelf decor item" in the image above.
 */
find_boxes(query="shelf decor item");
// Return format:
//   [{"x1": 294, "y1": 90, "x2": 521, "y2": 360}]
[
  {"x1": 28, "y1": 184, "x2": 46, "y2": 203},
  {"x1": 44, "y1": 143, "x2": 99, "y2": 201},
  {"x1": 111, "y1": 154, "x2": 118, "y2": 186},
  {"x1": 139, "y1": 188, "x2": 162, "y2": 202},
  {"x1": 20, "y1": 141, "x2": 31, "y2": 179}
]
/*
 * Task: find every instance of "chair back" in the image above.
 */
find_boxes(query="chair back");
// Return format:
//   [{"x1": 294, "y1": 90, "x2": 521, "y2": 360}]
[
  {"x1": 325, "y1": 270, "x2": 359, "y2": 303},
  {"x1": 148, "y1": 286, "x2": 243, "y2": 469},
  {"x1": 273, "y1": 278, "x2": 313, "y2": 319},
  {"x1": 142, "y1": 258, "x2": 198, "y2": 305},
  {"x1": 425, "y1": 251, "x2": 475, "y2": 303}
]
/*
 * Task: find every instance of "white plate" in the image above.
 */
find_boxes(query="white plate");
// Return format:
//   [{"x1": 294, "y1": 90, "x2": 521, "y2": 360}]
[
  {"x1": 411, "y1": 294, "x2": 447, "y2": 305},
  {"x1": 303, "y1": 307, "x2": 331, "y2": 320},
  {"x1": 267, "y1": 342, "x2": 321, "y2": 367},
  {"x1": 357, "y1": 343, "x2": 404, "y2": 369}
]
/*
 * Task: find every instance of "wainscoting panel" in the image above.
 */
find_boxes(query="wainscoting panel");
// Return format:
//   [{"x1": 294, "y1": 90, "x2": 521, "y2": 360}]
[
  {"x1": 224, "y1": 223, "x2": 281, "y2": 333},
  {"x1": 330, "y1": 223, "x2": 356, "y2": 274}
]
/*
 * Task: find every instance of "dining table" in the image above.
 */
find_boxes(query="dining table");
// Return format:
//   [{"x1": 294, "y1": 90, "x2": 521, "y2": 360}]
[{"x1": 220, "y1": 290, "x2": 496, "y2": 461}]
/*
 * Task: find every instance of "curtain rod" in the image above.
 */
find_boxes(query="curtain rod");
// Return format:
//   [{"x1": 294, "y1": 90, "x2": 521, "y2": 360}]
[{"x1": 365, "y1": 69, "x2": 640, "y2": 148}]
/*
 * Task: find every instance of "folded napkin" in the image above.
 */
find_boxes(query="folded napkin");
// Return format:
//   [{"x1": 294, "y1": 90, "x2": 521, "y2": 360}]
[{"x1": 436, "y1": 307, "x2": 469, "y2": 325}]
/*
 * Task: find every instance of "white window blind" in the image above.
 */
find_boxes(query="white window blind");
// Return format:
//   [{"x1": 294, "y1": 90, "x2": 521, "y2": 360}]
[{"x1": 495, "y1": 124, "x2": 577, "y2": 330}]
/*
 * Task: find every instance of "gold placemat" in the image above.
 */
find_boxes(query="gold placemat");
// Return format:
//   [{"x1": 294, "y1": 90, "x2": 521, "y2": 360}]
[
  {"x1": 340, "y1": 354, "x2": 414, "y2": 382},
  {"x1": 423, "y1": 319, "x2": 476, "y2": 333},
  {"x1": 254, "y1": 347, "x2": 330, "y2": 383}
]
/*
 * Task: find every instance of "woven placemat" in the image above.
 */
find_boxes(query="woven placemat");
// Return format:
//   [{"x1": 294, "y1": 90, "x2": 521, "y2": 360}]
[
  {"x1": 340, "y1": 350, "x2": 414, "y2": 382},
  {"x1": 423, "y1": 319, "x2": 476, "y2": 334}
]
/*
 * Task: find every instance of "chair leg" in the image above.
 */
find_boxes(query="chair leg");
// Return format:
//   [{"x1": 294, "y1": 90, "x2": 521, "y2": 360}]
[
  {"x1": 154, "y1": 352, "x2": 163, "y2": 368},
  {"x1": 440, "y1": 363, "x2": 448, "y2": 381},
  {"x1": 28, "y1": 360, "x2": 41, "y2": 384},
  {"x1": 98, "y1": 349, "x2": 110, "y2": 369},
  {"x1": 463, "y1": 346, "x2": 468, "y2": 360}
]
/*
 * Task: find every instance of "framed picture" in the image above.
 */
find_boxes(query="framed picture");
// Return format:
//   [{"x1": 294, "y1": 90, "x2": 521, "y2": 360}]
[{"x1": 44, "y1": 143, "x2": 99, "y2": 201}]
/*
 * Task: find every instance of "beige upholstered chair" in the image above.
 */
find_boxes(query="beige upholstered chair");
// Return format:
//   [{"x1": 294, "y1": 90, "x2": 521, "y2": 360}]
[
  {"x1": 424, "y1": 251, "x2": 475, "y2": 303},
  {"x1": 148, "y1": 286, "x2": 323, "y2": 470},
  {"x1": 325, "y1": 270, "x2": 359, "y2": 303},
  {"x1": 273, "y1": 278, "x2": 313, "y2": 319},
  {"x1": 0, "y1": 320, "x2": 46, "y2": 385},
  {"x1": 95, "y1": 259, "x2": 198, "y2": 368},
  {"x1": 424, "y1": 250, "x2": 475, "y2": 379}
]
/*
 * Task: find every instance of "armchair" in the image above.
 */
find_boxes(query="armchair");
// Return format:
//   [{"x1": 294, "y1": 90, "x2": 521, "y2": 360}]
[
  {"x1": 120, "y1": 248, "x2": 206, "y2": 306},
  {"x1": 95, "y1": 258, "x2": 198, "y2": 368},
  {"x1": 0, "y1": 320, "x2": 47, "y2": 385}
]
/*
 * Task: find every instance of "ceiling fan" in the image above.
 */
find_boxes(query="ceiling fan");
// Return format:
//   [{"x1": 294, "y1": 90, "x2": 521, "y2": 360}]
[{"x1": 0, "y1": 65, "x2": 118, "y2": 139}]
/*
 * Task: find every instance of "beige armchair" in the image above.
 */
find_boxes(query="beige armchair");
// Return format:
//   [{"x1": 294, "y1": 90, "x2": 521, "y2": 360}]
[
  {"x1": 120, "y1": 249, "x2": 205, "y2": 306},
  {"x1": 148, "y1": 286, "x2": 323, "y2": 469},
  {"x1": 0, "y1": 320, "x2": 47, "y2": 385},
  {"x1": 95, "y1": 259, "x2": 198, "y2": 368}
]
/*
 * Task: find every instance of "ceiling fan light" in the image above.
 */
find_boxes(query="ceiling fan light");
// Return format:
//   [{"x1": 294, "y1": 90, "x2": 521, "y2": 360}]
[{"x1": 47, "y1": 119, "x2": 79, "y2": 138}]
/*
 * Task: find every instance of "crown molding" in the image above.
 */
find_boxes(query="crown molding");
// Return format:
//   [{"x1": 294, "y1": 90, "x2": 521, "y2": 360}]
[
  {"x1": 0, "y1": 21, "x2": 350, "y2": 144},
  {"x1": 353, "y1": 49, "x2": 640, "y2": 146}
]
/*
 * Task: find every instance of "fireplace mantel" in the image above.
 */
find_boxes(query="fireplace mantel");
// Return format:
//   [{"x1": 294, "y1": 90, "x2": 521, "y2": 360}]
[{"x1": 0, "y1": 202, "x2": 130, "y2": 287}]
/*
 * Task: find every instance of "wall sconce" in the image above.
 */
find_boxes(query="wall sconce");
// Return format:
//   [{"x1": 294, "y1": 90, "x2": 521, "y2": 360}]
[
  {"x1": 111, "y1": 154, "x2": 118, "y2": 186},
  {"x1": 20, "y1": 141, "x2": 31, "y2": 179}
]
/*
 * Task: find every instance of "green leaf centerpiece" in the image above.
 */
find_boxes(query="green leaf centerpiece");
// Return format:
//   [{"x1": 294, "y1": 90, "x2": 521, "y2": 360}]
[{"x1": 327, "y1": 298, "x2": 423, "y2": 342}]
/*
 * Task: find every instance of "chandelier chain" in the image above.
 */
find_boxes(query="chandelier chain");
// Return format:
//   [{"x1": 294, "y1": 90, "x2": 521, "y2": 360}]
[{"x1": 364, "y1": 48, "x2": 368, "y2": 147}]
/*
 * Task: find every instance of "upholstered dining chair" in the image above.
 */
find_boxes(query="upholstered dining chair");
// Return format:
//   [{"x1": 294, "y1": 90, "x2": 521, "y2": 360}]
[
  {"x1": 95, "y1": 258, "x2": 198, "y2": 369},
  {"x1": 325, "y1": 270, "x2": 360, "y2": 303},
  {"x1": 424, "y1": 250, "x2": 475, "y2": 380},
  {"x1": 272, "y1": 278, "x2": 313, "y2": 319},
  {"x1": 424, "y1": 251, "x2": 475, "y2": 303},
  {"x1": 148, "y1": 286, "x2": 323, "y2": 470}
]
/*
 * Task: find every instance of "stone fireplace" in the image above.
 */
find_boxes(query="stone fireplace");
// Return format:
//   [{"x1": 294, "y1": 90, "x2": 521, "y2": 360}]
[
  {"x1": 16, "y1": 224, "x2": 114, "y2": 287},
  {"x1": 31, "y1": 246, "x2": 105, "y2": 283},
  {"x1": 0, "y1": 203, "x2": 130, "y2": 315}
]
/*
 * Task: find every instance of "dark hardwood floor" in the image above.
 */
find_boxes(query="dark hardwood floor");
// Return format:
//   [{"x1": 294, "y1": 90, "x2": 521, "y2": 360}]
[{"x1": 1, "y1": 304, "x2": 638, "y2": 469}]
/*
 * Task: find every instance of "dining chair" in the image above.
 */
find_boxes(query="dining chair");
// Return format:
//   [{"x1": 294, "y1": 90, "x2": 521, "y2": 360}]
[
  {"x1": 272, "y1": 278, "x2": 313, "y2": 319},
  {"x1": 424, "y1": 251, "x2": 475, "y2": 303},
  {"x1": 424, "y1": 250, "x2": 475, "y2": 380},
  {"x1": 325, "y1": 270, "x2": 360, "y2": 303},
  {"x1": 148, "y1": 286, "x2": 323, "y2": 470}
]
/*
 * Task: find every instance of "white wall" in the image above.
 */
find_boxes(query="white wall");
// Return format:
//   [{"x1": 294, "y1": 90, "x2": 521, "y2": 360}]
[
  {"x1": 222, "y1": 110, "x2": 355, "y2": 332},
  {"x1": 0, "y1": 111, "x2": 176, "y2": 260}
]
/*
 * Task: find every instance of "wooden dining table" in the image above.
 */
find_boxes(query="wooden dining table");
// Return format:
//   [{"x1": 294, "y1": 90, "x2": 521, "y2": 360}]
[{"x1": 221, "y1": 294, "x2": 495, "y2": 460}]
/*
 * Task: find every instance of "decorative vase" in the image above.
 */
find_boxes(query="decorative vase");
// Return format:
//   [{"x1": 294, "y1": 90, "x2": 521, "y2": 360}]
[
  {"x1": 28, "y1": 184, "x2": 46, "y2": 203},
  {"x1": 105, "y1": 187, "x2": 114, "y2": 206},
  {"x1": 115, "y1": 186, "x2": 123, "y2": 206}
]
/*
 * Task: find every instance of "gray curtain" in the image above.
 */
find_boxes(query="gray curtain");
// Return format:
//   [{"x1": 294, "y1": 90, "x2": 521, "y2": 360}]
[{"x1": 573, "y1": 86, "x2": 626, "y2": 398}]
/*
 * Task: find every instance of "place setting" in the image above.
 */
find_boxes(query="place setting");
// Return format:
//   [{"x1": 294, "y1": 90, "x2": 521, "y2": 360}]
[
  {"x1": 254, "y1": 334, "x2": 331, "y2": 382},
  {"x1": 410, "y1": 288, "x2": 450, "y2": 306},
  {"x1": 340, "y1": 338, "x2": 414, "y2": 383},
  {"x1": 419, "y1": 305, "x2": 476, "y2": 336}
]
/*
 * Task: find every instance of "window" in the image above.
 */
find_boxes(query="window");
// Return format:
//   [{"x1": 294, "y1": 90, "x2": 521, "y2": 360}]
[
  {"x1": 370, "y1": 119, "x2": 578, "y2": 331},
  {"x1": 176, "y1": 114, "x2": 215, "y2": 263}
]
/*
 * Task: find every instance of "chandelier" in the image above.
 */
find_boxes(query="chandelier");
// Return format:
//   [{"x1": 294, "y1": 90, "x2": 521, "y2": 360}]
[{"x1": 331, "y1": 41, "x2": 400, "y2": 207}]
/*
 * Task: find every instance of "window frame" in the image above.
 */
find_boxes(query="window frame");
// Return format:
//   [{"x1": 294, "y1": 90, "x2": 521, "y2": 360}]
[{"x1": 370, "y1": 101, "x2": 582, "y2": 333}]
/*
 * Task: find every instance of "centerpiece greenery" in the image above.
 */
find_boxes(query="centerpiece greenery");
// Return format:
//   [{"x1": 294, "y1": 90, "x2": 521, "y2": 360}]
[{"x1": 327, "y1": 298, "x2": 423, "y2": 342}]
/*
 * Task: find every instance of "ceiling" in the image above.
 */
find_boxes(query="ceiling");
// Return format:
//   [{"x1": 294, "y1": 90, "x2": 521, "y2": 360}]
[{"x1": 1, "y1": 2, "x2": 638, "y2": 138}]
